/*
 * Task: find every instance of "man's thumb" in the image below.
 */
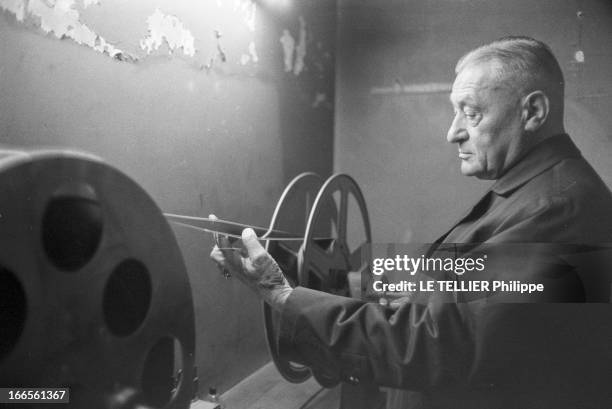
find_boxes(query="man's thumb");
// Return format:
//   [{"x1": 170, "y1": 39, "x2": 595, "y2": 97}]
[{"x1": 242, "y1": 228, "x2": 267, "y2": 259}]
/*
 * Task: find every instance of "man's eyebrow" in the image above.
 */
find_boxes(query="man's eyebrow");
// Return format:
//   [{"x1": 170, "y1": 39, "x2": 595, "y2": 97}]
[{"x1": 449, "y1": 93, "x2": 477, "y2": 106}]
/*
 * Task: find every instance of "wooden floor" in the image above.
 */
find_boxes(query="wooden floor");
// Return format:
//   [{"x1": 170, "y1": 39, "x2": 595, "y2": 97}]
[{"x1": 191, "y1": 362, "x2": 341, "y2": 409}]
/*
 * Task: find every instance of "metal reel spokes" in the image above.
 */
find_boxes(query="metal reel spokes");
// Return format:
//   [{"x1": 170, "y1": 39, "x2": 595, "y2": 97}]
[
  {"x1": 300, "y1": 174, "x2": 372, "y2": 297},
  {"x1": 299, "y1": 174, "x2": 372, "y2": 388},
  {"x1": 264, "y1": 173, "x2": 324, "y2": 384}
]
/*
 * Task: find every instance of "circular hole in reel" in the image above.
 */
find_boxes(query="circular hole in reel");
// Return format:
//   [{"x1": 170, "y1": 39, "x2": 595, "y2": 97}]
[
  {"x1": 103, "y1": 259, "x2": 152, "y2": 337},
  {"x1": 141, "y1": 336, "x2": 184, "y2": 408},
  {"x1": 42, "y1": 184, "x2": 103, "y2": 272},
  {"x1": 0, "y1": 267, "x2": 27, "y2": 362}
]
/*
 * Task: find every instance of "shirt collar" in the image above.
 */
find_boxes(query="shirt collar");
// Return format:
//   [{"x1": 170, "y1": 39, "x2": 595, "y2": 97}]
[{"x1": 491, "y1": 134, "x2": 581, "y2": 196}]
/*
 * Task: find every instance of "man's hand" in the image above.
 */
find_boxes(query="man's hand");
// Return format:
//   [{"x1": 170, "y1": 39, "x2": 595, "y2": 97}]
[{"x1": 209, "y1": 221, "x2": 293, "y2": 311}]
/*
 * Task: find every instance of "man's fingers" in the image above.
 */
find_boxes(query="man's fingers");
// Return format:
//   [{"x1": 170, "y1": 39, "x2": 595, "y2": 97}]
[
  {"x1": 210, "y1": 245, "x2": 231, "y2": 277},
  {"x1": 208, "y1": 214, "x2": 220, "y2": 246},
  {"x1": 210, "y1": 245, "x2": 223, "y2": 263},
  {"x1": 241, "y1": 228, "x2": 268, "y2": 262},
  {"x1": 216, "y1": 234, "x2": 232, "y2": 250},
  {"x1": 207, "y1": 216, "x2": 241, "y2": 280},
  {"x1": 210, "y1": 245, "x2": 231, "y2": 268}
]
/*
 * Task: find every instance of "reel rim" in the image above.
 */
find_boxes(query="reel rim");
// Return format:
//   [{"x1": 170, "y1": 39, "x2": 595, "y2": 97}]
[
  {"x1": 300, "y1": 173, "x2": 372, "y2": 292},
  {"x1": 264, "y1": 172, "x2": 372, "y2": 388},
  {"x1": 263, "y1": 172, "x2": 324, "y2": 384},
  {"x1": 298, "y1": 173, "x2": 372, "y2": 388}
]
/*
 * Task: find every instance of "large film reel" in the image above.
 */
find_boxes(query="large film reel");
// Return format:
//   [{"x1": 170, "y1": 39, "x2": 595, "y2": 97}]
[
  {"x1": 264, "y1": 173, "x2": 372, "y2": 387},
  {"x1": 0, "y1": 150, "x2": 195, "y2": 409}
]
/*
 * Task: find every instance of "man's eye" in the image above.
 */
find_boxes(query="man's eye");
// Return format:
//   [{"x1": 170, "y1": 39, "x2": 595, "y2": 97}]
[{"x1": 463, "y1": 110, "x2": 480, "y2": 123}]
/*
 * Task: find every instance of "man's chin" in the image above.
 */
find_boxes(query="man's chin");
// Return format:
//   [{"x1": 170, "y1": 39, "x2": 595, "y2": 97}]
[
  {"x1": 461, "y1": 166, "x2": 498, "y2": 180},
  {"x1": 460, "y1": 164, "x2": 492, "y2": 179},
  {"x1": 460, "y1": 163, "x2": 479, "y2": 177}
]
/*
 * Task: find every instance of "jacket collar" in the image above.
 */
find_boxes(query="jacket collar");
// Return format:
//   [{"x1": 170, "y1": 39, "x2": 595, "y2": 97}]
[{"x1": 491, "y1": 134, "x2": 582, "y2": 196}]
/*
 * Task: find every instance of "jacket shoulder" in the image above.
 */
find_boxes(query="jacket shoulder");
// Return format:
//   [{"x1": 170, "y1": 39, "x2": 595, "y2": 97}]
[{"x1": 492, "y1": 156, "x2": 612, "y2": 243}]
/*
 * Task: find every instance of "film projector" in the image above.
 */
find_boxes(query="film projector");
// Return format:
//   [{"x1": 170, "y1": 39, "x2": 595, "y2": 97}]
[{"x1": 0, "y1": 149, "x2": 372, "y2": 408}]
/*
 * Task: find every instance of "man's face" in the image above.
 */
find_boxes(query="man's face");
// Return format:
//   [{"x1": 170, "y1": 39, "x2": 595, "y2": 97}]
[{"x1": 448, "y1": 63, "x2": 525, "y2": 179}]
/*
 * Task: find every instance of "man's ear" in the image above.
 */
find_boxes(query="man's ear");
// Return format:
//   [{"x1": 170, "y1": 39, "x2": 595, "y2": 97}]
[{"x1": 522, "y1": 90, "x2": 549, "y2": 132}]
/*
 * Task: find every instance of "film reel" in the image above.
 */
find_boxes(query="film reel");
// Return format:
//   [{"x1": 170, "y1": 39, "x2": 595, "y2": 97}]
[
  {"x1": 264, "y1": 173, "x2": 372, "y2": 388},
  {"x1": 264, "y1": 173, "x2": 325, "y2": 384},
  {"x1": 0, "y1": 150, "x2": 195, "y2": 409},
  {"x1": 300, "y1": 174, "x2": 372, "y2": 388},
  {"x1": 300, "y1": 174, "x2": 372, "y2": 297}
]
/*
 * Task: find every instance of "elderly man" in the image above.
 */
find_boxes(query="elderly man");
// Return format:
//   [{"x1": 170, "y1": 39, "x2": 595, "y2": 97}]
[{"x1": 211, "y1": 37, "x2": 612, "y2": 408}]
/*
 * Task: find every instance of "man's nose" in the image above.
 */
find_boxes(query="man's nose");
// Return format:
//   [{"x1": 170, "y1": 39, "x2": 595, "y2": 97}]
[{"x1": 447, "y1": 115, "x2": 468, "y2": 143}]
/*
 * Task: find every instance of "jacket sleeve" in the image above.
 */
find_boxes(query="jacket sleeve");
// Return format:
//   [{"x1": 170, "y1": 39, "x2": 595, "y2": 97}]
[
  {"x1": 279, "y1": 286, "x2": 476, "y2": 390},
  {"x1": 278, "y1": 287, "x2": 612, "y2": 392}
]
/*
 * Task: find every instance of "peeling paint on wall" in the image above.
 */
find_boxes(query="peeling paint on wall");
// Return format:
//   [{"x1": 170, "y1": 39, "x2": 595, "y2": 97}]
[
  {"x1": 81, "y1": 0, "x2": 98, "y2": 8},
  {"x1": 215, "y1": 30, "x2": 227, "y2": 62},
  {"x1": 1, "y1": 0, "x2": 132, "y2": 60},
  {"x1": 0, "y1": 0, "x2": 25, "y2": 21},
  {"x1": 248, "y1": 41, "x2": 258, "y2": 62},
  {"x1": 140, "y1": 8, "x2": 196, "y2": 57},
  {"x1": 293, "y1": 16, "x2": 307, "y2": 75},
  {"x1": 202, "y1": 29, "x2": 231, "y2": 71},
  {"x1": 279, "y1": 16, "x2": 308, "y2": 76},
  {"x1": 1, "y1": 0, "x2": 311, "y2": 75},
  {"x1": 240, "y1": 40, "x2": 258, "y2": 65},
  {"x1": 234, "y1": 0, "x2": 255, "y2": 32},
  {"x1": 279, "y1": 29, "x2": 295, "y2": 72},
  {"x1": 234, "y1": 0, "x2": 257, "y2": 67}
]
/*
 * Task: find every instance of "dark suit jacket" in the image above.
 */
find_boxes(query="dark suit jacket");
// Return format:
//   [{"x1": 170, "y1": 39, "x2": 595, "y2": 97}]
[{"x1": 278, "y1": 135, "x2": 612, "y2": 408}]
